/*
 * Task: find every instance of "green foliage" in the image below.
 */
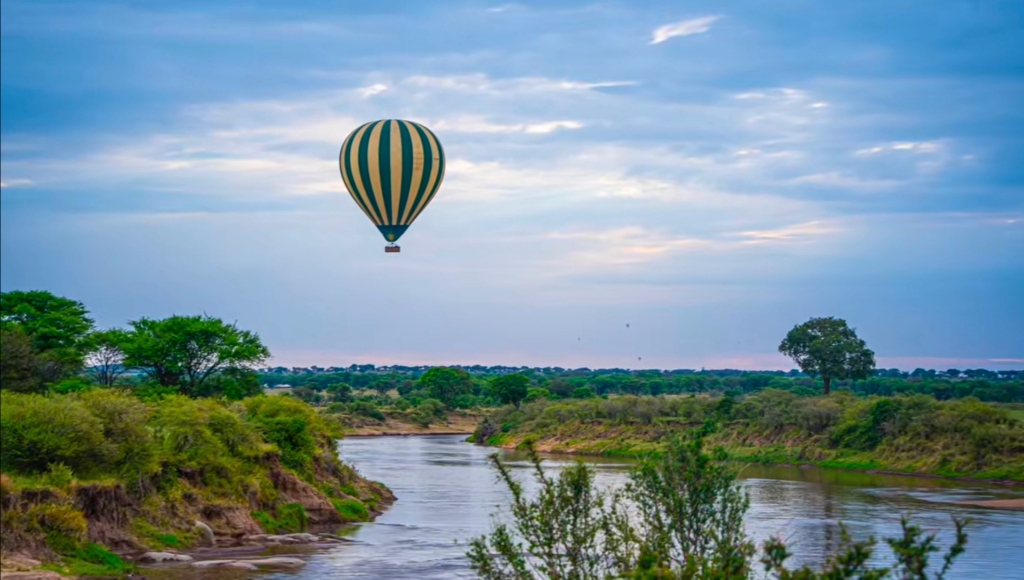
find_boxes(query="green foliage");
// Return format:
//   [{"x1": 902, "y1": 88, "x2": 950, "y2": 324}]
[
  {"x1": 408, "y1": 398, "x2": 447, "y2": 427},
  {"x1": 347, "y1": 400, "x2": 387, "y2": 422},
  {"x1": 252, "y1": 503, "x2": 309, "y2": 533},
  {"x1": 491, "y1": 373, "x2": 531, "y2": 409},
  {"x1": 469, "y1": 430, "x2": 969, "y2": 580},
  {"x1": 525, "y1": 387, "x2": 551, "y2": 403},
  {"x1": 122, "y1": 314, "x2": 270, "y2": 396},
  {"x1": 418, "y1": 366, "x2": 473, "y2": 408},
  {"x1": 779, "y1": 317, "x2": 875, "y2": 394},
  {"x1": 332, "y1": 498, "x2": 370, "y2": 522},
  {"x1": 327, "y1": 382, "x2": 354, "y2": 402},
  {"x1": 65, "y1": 543, "x2": 131, "y2": 575},
  {"x1": 620, "y1": 429, "x2": 753, "y2": 577},
  {"x1": 50, "y1": 378, "x2": 94, "y2": 394},
  {"x1": 246, "y1": 395, "x2": 337, "y2": 474},
  {"x1": 259, "y1": 367, "x2": 1023, "y2": 403},
  {"x1": 0, "y1": 290, "x2": 94, "y2": 360},
  {"x1": 1, "y1": 391, "x2": 110, "y2": 476},
  {"x1": 1, "y1": 383, "x2": 383, "y2": 566},
  {"x1": 149, "y1": 395, "x2": 263, "y2": 489},
  {"x1": 571, "y1": 386, "x2": 596, "y2": 399},
  {"x1": 133, "y1": 519, "x2": 185, "y2": 549},
  {"x1": 482, "y1": 392, "x2": 1024, "y2": 479},
  {"x1": 198, "y1": 367, "x2": 264, "y2": 400},
  {"x1": 762, "y1": 519, "x2": 968, "y2": 580},
  {"x1": 1, "y1": 328, "x2": 44, "y2": 393},
  {"x1": 28, "y1": 503, "x2": 89, "y2": 552}
]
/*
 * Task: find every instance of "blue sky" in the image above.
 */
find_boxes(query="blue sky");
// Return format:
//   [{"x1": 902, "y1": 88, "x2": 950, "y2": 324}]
[{"x1": 2, "y1": 0, "x2": 1022, "y2": 370}]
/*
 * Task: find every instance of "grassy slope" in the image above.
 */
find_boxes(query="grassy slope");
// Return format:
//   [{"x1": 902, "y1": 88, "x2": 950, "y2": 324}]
[{"x1": 0, "y1": 390, "x2": 393, "y2": 576}]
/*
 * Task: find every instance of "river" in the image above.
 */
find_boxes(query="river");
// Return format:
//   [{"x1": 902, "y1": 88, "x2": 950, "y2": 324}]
[{"x1": 238, "y1": 435, "x2": 1023, "y2": 579}]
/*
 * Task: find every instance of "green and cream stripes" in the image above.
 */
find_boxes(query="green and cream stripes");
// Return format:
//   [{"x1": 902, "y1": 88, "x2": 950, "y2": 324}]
[{"x1": 339, "y1": 119, "x2": 446, "y2": 243}]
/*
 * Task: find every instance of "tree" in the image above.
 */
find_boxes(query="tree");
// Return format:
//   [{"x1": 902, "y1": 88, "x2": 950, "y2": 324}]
[
  {"x1": 327, "y1": 382, "x2": 354, "y2": 403},
  {"x1": 1, "y1": 328, "x2": 42, "y2": 393},
  {"x1": 122, "y1": 315, "x2": 270, "y2": 397},
  {"x1": 368, "y1": 379, "x2": 393, "y2": 396},
  {"x1": 197, "y1": 367, "x2": 264, "y2": 399},
  {"x1": 490, "y1": 373, "x2": 530, "y2": 409},
  {"x1": 417, "y1": 367, "x2": 472, "y2": 408},
  {"x1": 87, "y1": 329, "x2": 130, "y2": 387},
  {"x1": 779, "y1": 317, "x2": 875, "y2": 395},
  {"x1": 0, "y1": 290, "x2": 94, "y2": 381}
]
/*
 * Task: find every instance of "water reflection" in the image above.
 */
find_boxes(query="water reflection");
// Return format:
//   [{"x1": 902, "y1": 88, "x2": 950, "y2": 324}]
[{"x1": 250, "y1": 435, "x2": 1021, "y2": 579}]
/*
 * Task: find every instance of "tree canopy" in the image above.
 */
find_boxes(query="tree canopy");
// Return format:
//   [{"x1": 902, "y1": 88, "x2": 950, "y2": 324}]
[
  {"x1": 779, "y1": 317, "x2": 875, "y2": 395},
  {"x1": 417, "y1": 367, "x2": 473, "y2": 408},
  {"x1": 0, "y1": 290, "x2": 95, "y2": 386},
  {"x1": 122, "y1": 315, "x2": 269, "y2": 396},
  {"x1": 0, "y1": 290, "x2": 94, "y2": 353},
  {"x1": 490, "y1": 373, "x2": 530, "y2": 409}
]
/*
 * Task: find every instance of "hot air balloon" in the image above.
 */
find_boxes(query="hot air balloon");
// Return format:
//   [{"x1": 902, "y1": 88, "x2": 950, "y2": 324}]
[{"x1": 339, "y1": 119, "x2": 446, "y2": 253}]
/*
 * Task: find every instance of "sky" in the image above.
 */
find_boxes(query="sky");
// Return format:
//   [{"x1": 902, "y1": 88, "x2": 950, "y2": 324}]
[{"x1": 2, "y1": 0, "x2": 1022, "y2": 370}]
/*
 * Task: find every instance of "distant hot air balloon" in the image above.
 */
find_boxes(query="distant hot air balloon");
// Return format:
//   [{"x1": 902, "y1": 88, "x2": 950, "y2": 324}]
[{"x1": 339, "y1": 120, "x2": 446, "y2": 252}]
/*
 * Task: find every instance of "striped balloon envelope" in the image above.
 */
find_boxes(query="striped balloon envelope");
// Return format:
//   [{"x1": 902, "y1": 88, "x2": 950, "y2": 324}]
[{"x1": 339, "y1": 119, "x2": 445, "y2": 252}]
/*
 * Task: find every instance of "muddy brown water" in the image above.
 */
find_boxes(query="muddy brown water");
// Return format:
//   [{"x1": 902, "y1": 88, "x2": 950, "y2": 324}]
[{"x1": 146, "y1": 434, "x2": 1024, "y2": 579}]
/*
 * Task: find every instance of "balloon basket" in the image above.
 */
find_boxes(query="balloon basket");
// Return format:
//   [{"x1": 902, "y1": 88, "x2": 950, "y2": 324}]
[{"x1": 385, "y1": 244, "x2": 401, "y2": 253}]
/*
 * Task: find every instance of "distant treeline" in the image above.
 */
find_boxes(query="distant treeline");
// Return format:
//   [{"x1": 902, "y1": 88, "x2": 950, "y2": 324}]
[{"x1": 259, "y1": 367, "x2": 1024, "y2": 403}]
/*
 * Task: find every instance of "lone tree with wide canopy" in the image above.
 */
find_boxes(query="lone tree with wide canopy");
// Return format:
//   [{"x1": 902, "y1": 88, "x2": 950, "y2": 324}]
[{"x1": 779, "y1": 317, "x2": 875, "y2": 395}]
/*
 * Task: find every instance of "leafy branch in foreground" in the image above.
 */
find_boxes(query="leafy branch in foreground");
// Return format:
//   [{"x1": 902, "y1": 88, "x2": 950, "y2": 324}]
[{"x1": 469, "y1": 428, "x2": 968, "y2": 580}]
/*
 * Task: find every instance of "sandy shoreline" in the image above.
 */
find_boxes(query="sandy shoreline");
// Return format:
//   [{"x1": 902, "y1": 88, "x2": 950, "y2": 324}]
[
  {"x1": 953, "y1": 498, "x2": 1024, "y2": 510},
  {"x1": 343, "y1": 414, "x2": 480, "y2": 437}
]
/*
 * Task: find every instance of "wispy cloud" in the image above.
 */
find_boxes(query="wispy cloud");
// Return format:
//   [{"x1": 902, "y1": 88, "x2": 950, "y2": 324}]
[
  {"x1": 739, "y1": 221, "x2": 837, "y2": 244},
  {"x1": 358, "y1": 83, "x2": 388, "y2": 98},
  {"x1": 0, "y1": 179, "x2": 34, "y2": 189},
  {"x1": 855, "y1": 141, "x2": 941, "y2": 156},
  {"x1": 404, "y1": 74, "x2": 635, "y2": 94},
  {"x1": 433, "y1": 117, "x2": 583, "y2": 134},
  {"x1": 788, "y1": 172, "x2": 900, "y2": 190},
  {"x1": 650, "y1": 15, "x2": 721, "y2": 44}
]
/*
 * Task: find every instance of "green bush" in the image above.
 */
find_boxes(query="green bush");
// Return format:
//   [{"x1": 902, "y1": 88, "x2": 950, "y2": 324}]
[
  {"x1": 246, "y1": 395, "x2": 335, "y2": 473},
  {"x1": 348, "y1": 401, "x2": 386, "y2": 422},
  {"x1": 0, "y1": 391, "x2": 109, "y2": 476},
  {"x1": 252, "y1": 503, "x2": 308, "y2": 533},
  {"x1": 332, "y1": 498, "x2": 369, "y2": 522}
]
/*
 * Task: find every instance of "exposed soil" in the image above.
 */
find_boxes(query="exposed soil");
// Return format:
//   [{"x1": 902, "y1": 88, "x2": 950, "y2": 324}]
[
  {"x1": 952, "y1": 498, "x2": 1024, "y2": 510},
  {"x1": 345, "y1": 413, "x2": 480, "y2": 436}
]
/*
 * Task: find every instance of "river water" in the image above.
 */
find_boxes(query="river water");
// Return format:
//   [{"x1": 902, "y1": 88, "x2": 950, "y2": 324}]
[{"x1": 243, "y1": 435, "x2": 1021, "y2": 579}]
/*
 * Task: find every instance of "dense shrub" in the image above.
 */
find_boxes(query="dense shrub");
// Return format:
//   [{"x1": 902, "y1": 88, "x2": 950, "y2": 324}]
[
  {"x1": 0, "y1": 391, "x2": 109, "y2": 476},
  {"x1": 245, "y1": 395, "x2": 336, "y2": 474}
]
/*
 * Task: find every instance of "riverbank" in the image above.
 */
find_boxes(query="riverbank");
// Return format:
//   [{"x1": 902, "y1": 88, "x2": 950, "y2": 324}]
[
  {"x1": 472, "y1": 392, "x2": 1024, "y2": 483},
  {"x1": 0, "y1": 391, "x2": 394, "y2": 578},
  {"x1": 342, "y1": 411, "x2": 481, "y2": 436}
]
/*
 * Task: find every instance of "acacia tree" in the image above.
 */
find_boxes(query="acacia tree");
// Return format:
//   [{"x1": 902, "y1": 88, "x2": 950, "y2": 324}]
[
  {"x1": 122, "y1": 315, "x2": 269, "y2": 397},
  {"x1": 0, "y1": 290, "x2": 95, "y2": 383},
  {"x1": 418, "y1": 366, "x2": 473, "y2": 408},
  {"x1": 779, "y1": 317, "x2": 875, "y2": 395},
  {"x1": 87, "y1": 329, "x2": 130, "y2": 386},
  {"x1": 490, "y1": 373, "x2": 530, "y2": 409}
]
